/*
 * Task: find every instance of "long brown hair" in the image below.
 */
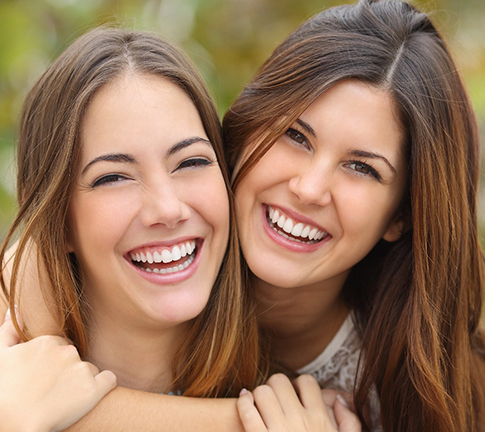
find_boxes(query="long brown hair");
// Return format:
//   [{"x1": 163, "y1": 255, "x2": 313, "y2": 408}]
[
  {"x1": 0, "y1": 27, "x2": 265, "y2": 397},
  {"x1": 223, "y1": 0, "x2": 485, "y2": 429}
]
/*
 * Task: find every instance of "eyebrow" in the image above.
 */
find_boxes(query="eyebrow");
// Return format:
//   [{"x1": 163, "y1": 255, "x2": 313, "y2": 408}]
[
  {"x1": 295, "y1": 117, "x2": 397, "y2": 174},
  {"x1": 165, "y1": 136, "x2": 212, "y2": 158},
  {"x1": 347, "y1": 149, "x2": 397, "y2": 174},
  {"x1": 296, "y1": 118, "x2": 317, "y2": 137},
  {"x1": 81, "y1": 136, "x2": 212, "y2": 175}
]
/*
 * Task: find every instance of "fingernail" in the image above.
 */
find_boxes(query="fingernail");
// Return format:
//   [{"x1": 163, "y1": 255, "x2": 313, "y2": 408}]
[
  {"x1": 4, "y1": 308, "x2": 11, "y2": 322},
  {"x1": 336, "y1": 394, "x2": 349, "y2": 408},
  {"x1": 239, "y1": 388, "x2": 248, "y2": 396}
]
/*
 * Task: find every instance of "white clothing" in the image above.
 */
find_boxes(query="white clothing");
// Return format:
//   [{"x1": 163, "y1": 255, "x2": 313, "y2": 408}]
[{"x1": 297, "y1": 314, "x2": 382, "y2": 432}]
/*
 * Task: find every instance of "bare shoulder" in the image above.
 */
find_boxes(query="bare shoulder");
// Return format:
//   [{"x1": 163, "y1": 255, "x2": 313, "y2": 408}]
[{"x1": 2, "y1": 240, "x2": 61, "y2": 336}]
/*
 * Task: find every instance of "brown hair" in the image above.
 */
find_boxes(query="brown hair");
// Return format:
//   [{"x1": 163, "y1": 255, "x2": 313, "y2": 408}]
[
  {"x1": 223, "y1": 0, "x2": 485, "y2": 430},
  {"x1": 0, "y1": 27, "x2": 265, "y2": 397}
]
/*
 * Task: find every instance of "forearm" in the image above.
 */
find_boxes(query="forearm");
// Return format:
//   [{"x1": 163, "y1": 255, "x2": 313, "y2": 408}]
[{"x1": 68, "y1": 387, "x2": 244, "y2": 432}]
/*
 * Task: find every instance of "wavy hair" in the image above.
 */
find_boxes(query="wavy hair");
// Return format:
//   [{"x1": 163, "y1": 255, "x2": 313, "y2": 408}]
[
  {"x1": 223, "y1": 0, "x2": 485, "y2": 429},
  {"x1": 0, "y1": 27, "x2": 266, "y2": 397}
]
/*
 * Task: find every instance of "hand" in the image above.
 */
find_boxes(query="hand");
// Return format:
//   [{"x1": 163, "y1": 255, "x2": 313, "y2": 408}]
[
  {"x1": 237, "y1": 374, "x2": 361, "y2": 432},
  {"x1": 0, "y1": 310, "x2": 117, "y2": 432}
]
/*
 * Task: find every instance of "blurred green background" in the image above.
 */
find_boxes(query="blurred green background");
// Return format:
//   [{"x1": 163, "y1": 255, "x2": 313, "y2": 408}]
[{"x1": 0, "y1": 0, "x2": 484, "y2": 241}]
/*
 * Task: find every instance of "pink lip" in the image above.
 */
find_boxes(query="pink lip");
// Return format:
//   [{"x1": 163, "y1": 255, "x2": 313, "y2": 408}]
[
  {"x1": 126, "y1": 236, "x2": 198, "y2": 255},
  {"x1": 124, "y1": 239, "x2": 203, "y2": 285},
  {"x1": 261, "y1": 205, "x2": 330, "y2": 253},
  {"x1": 266, "y1": 204, "x2": 327, "y2": 231}
]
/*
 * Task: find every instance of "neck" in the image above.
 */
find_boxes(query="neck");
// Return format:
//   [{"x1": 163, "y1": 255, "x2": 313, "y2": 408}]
[
  {"x1": 254, "y1": 273, "x2": 350, "y2": 371},
  {"x1": 84, "y1": 312, "x2": 187, "y2": 394}
]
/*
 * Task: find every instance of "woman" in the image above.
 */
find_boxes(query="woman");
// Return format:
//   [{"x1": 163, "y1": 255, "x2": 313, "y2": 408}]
[
  {"x1": 225, "y1": 1, "x2": 485, "y2": 430},
  {"x1": 3, "y1": 0, "x2": 485, "y2": 431},
  {"x1": 1, "y1": 26, "x2": 356, "y2": 432},
  {"x1": 0, "y1": 26, "x2": 265, "y2": 428}
]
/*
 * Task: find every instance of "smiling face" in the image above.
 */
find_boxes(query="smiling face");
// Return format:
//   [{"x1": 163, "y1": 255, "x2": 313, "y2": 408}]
[
  {"x1": 235, "y1": 80, "x2": 408, "y2": 292},
  {"x1": 67, "y1": 74, "x2": 229, "y2": 331}
]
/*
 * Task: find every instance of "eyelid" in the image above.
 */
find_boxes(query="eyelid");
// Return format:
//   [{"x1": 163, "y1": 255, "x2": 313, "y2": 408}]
[{"x1": 90, "y1": 173, "x2": 128, "y2": 187}]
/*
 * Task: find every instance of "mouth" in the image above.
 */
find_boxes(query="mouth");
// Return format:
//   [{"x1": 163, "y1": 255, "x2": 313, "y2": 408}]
[
  {"x1": 266, "y1": 205, "x2": 329, "y2": 244},
  {"x1": 128, "y1": 240, "x2": 198, "y2": 275}
]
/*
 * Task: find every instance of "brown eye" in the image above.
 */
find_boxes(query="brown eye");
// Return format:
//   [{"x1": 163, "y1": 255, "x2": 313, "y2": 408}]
[
  {"x1": 353, "y1": 162, "x2": 370, "y2": 174},
  {"x1": 285, "y1": 128, "x2": 310, "y2": 149}
]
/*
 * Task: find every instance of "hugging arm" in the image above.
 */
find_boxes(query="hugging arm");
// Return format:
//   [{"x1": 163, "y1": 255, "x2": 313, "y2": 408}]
[{"x1": 1, "y1": 243, "x2": 245, "y2": 432}]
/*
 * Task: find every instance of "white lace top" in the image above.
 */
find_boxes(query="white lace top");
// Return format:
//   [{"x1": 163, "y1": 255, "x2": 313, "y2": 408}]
[{"x1": 296, "y1": 314, "x2": 382, "y2": 432}]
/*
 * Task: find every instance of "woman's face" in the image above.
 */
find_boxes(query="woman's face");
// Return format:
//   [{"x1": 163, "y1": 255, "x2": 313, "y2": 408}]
[
  {"x1": 235, "y1": 80, "x2": 408, "y2": 291},
  {"x1": 67, "y1": 74, "x2": 229, "y2": 329}
]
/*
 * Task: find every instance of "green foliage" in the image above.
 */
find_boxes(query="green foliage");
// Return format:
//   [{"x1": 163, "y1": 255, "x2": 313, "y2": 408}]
[{"x1": 0, "y1": 0, "x2": 484, "y2": 243}]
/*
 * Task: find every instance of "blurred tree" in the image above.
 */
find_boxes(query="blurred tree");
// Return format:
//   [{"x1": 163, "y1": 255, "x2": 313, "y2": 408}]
[{"x1": 0, "y1": 0, "x2": 484, "y2": 240}]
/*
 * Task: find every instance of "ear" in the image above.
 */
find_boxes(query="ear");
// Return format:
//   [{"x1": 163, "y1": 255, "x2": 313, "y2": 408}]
[{"x1": 382, "y1": 216, "x2": 405, "y2": 242}]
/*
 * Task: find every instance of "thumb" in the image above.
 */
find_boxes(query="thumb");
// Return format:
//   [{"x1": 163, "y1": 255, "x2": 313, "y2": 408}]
[
  {"x1": 334, "y1": 396, "x2": 362, "y2": 432},
  {"x1": 0, "y1": 308, "x2": 23, "y2": 348}
]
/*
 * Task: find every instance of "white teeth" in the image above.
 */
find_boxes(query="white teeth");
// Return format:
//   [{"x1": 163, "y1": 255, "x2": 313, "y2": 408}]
[
  {"x1": 131, "y1": 240, "x2": 197, "y2": 266},
  {"x1": 172, "y1": 246, "x2": 181, "y2": 261},
  {"x1": 277, "y1": 215, "x2": 285, "y2": 228},
  {"x1": 162, "y1": 249, "x2": 172, "y2": 263},
  {"x1": 301, "y1": 225, "x2": 310, "y2": 238},
  {"x1": 271, "y1": 209, "x2": 280, "y2": 224},
  {"x1": 266, "y1": 206, "x2": 327, "y2": 244},
  {"x1": 135, "y1": 247, "x2": 196, "y2": 274},
  {"x1": 291, "y1": 223, "x2": 304, "y2": 237},
  {"x1": 283, "y1": 218, "x2": 293, "y2": 234}
]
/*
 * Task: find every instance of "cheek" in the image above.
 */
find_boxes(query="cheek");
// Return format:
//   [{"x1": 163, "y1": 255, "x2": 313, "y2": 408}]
[
  {"x1": 68, "y1": 192, "x2": 138, "y2": 254},
  {"x1": 336, "y1": 184, "x2": 399, "y2": 236},
  {"x1": 185, "y1": 173, "x2": 230, "y2": 239}
]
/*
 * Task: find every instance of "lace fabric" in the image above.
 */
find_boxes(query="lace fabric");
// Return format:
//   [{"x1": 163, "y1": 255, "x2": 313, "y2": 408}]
[{"x1": 297, "y1": 314, "x2": 382, "y2": 432}]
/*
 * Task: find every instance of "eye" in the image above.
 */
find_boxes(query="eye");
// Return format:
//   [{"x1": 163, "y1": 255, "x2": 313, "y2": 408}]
[
  {"x1": 346, "y1": 161, "x2": 381, "y2": 181},
  {"x1": 91, "y1": 174, "x2": 128, "y2": 187},
  {"x1": 285, "y1": 128, "x2": 310, "y2": 149},
  {"x1": 176, "y1": 158, "x2": 213, "y2": 170}
]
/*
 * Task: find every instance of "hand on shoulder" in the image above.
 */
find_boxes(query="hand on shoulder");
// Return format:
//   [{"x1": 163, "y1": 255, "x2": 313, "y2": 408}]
[{"x1": 0, "y1": 310, "x2": 116, "y2": 432}]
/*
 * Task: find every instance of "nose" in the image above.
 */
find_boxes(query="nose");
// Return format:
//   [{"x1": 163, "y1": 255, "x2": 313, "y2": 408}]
[
  {"x1": 288, "y1": 163, "x2": 332, "y2": 207},
  {"x1": 140, "y1": 178, "x2": 191, "y2": 229}
]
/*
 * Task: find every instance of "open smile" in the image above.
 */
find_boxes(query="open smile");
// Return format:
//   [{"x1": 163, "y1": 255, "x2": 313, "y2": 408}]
[
  {"x1": 266, "y1": 205, "x2": 328, "y2": 244},
  {"x1": 128, "y1": 240, "x2": 198, "y2": 275}
]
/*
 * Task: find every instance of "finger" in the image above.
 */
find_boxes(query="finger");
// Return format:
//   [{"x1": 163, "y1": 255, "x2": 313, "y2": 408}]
[
  {"x1": 237, "y1": 390, "x2": 267, "y2": 432},
  {"x1": 0, "y1": 313, "x2": 22, "y2": 347},
  {"x1": 85, "y1": 361, "x2": 100, "y2": 376},
  {"x1": 93, "y1": 370, "x2": 117, "y2": 395},
  {"x1": 265, "y1": 374, "x2": 301, "y2": 415},
  {"x1": 292, "y1": 374, "x2": 326, "y2": 412},
  {"x1": 252, "y1": 384, "x2": 286, "y2": 428},
  {"x1": 334, "y1": 396, "x2": 361, "y2": 432}
]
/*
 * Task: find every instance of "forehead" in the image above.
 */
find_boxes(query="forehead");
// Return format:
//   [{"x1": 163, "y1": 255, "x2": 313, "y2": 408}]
[
  {"x1": 79, "y1": 74, "x2": 207, "y2": 160},
  {"x1": 301, "y1": 80, "x2": 404, "y2": 145}
]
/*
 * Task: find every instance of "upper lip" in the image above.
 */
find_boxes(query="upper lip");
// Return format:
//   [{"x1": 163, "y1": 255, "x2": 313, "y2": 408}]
[
  {"x1": 126, "y1": 237, "x2": 201, "y2": 255},
  {"x1": 265, "y1": 204, "x2": 327, "y2": 232}
]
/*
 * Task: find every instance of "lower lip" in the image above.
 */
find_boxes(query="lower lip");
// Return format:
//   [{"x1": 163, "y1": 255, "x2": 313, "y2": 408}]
[
  {"x1": 261, "y1": 206, "x2": 329, "y2": 253},
  {"x1": 125, "y1": 240, "x2": 203, "y2": 285}
]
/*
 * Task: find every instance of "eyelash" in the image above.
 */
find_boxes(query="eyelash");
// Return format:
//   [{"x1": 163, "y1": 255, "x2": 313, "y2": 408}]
[
  {"x1": 345, "y1": 161, "x2": 381, "y2": 181},
  {"x1": 176, "y1": 157, "x2": 213, "y2": 170},
  {"x1": 285, "y1": 128, "x2": 382, "y2": 181},
  {"x1": 91, "y1": 174, "x2": 127, "y2": 187}
]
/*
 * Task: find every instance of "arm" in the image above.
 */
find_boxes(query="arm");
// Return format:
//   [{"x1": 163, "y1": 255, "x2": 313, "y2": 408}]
[
  {"x1": 236, "y1": 374, "x2": 361, "y2": 432},
  {"x1": 67, "y1": 390, "x2": 243, "y2": 432},
  {"x1": 0, "y1": 312, "x2": 116, "y2": 432},
  {"x1": 3, "y1": 243, "x2": 246, "y2": 432}
]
